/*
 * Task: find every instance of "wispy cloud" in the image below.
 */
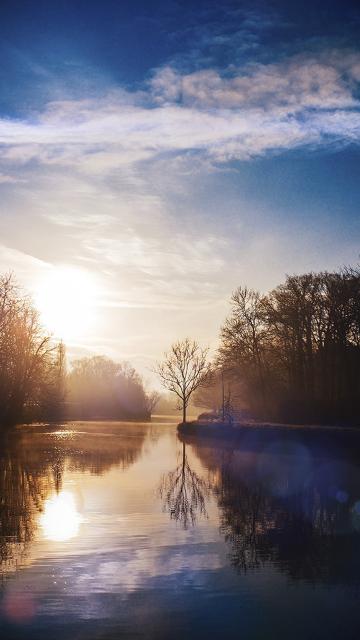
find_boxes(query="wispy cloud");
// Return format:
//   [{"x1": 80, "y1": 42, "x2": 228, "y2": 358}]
[
  {"x1": 1, "y1": 49, "x2": 360, "y2": 174},
  {"x1": 1, "y1": 42, "x2": 360, "y2": 370},
  {"x1": 0, "y1": 173, "x2": 25, "y2": 184}
]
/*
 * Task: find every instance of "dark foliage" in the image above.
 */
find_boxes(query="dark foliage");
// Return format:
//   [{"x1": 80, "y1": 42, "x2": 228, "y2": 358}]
[
  {"x1": 0, "y1": 274, "x2": 66, "y2": 428},
  {"x1": 218, "y1": 267, "x2": 360, "y2": 424}
]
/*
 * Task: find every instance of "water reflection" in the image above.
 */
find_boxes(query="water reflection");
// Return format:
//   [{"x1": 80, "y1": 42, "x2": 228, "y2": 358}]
[
  {"x1": 159, "y1": 442, "x2": 210, "y2": 528},
  {"x1": 0, "y1": 435, "x2": 50, "y2": 573},
  {"x1": 40, "y1": 491, "x2": 82, "y2": 542},
  {"x1": 0, "y1": 423, "x2": 148, "y2": 575},
  {"x1": 189, "y1": 438, "x2": 360, "y2": 585},
  {"x1": 1, "y1": 423, "x2": 360, "y2": 639}
]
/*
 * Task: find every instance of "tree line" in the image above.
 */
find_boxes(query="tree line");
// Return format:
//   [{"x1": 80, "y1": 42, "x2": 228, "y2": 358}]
[
  {"x1": 2, "y1": 263, "x2": 360, "y2": 428},
  {"x1": 0, "y1": 274, "x2": 158, "y2": 429},
  {"x1": 0, "y1": 274, "x2": 66, "y2": 427},
  {"x1": 216, "y1": 267, "x2": 360, "y2": 424},
  {"x1": 157, "y1": 265, "x2": 360, "y2": 425},
  {"x1": 67, "y1": 355, "x2": 158, "y2": 421}
]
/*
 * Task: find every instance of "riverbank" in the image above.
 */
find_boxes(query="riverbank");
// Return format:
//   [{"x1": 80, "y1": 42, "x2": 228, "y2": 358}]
[{"x1": 178, "y1": 419, "x2": 360, "y2": 456}]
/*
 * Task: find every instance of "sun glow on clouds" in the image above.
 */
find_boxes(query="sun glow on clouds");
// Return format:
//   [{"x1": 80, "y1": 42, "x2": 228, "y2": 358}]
[
  {"x1": 34, "y1": 266, "x2": 98, "y2": 342},
  {"x1": 40, "y1": 491, "x2": 82, "y2": 542},
  {"x1": 1, "y1": 37, "x2": 360, "y2": 367}
]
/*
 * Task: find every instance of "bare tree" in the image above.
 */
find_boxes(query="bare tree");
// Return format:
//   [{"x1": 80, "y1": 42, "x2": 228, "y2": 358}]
[
  {"x1": 156, "y1": 338, "x2": 210, "y2": 423},
  {"x1": 219, "y1": 287, "x2": 269, "y2": 415},
  {"x1": 219, "y1": 267, "x2": 360, "y2": 424},
  {"x1": 0, "y1": 273, "x2": 58, "y2": 427},
  {"x1": 145, "y1": 390, "x2": 161, "y2": 415}
]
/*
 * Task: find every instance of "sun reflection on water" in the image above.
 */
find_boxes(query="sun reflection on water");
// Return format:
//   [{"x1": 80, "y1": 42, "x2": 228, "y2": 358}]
[{"x1": 40, "y1": 491, "x2": 82, "y2": 542}]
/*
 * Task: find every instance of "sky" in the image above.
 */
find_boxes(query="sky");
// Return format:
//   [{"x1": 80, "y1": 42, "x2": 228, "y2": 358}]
[{"x1": 0, "y1": 0, "x2": 360, "y2": 382}]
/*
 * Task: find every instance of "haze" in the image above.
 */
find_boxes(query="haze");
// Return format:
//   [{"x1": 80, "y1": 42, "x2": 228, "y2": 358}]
[{"x1": 0, "y1": 0, "x2": 359, "y2": 378}]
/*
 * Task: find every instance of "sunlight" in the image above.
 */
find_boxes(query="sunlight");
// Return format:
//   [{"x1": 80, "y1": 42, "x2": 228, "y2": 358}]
[
  {"x1": 34, "y1": 267, "x2": 97, "y2": 341},
  {"x1": 40, "y1": 491, "x2": 82, "y2": 542}
]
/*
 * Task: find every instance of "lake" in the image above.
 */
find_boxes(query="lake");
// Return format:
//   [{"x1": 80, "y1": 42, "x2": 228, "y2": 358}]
[{"x1": 1, "y1": 418, "x2": 360, "y2": 639}]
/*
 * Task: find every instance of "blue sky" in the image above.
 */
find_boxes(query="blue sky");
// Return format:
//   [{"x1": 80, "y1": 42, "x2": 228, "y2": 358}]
[{"x1": 0, "y1": 0, "x2": 359, "y2": 374}]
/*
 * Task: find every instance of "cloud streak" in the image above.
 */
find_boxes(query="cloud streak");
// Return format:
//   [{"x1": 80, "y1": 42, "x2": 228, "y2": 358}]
[
  {"x1": 1, "y1": 43, "x2": 360, "y2": 373},
  {"x1": 1, "y1": 49, "x2": 360, "y2": 174}
]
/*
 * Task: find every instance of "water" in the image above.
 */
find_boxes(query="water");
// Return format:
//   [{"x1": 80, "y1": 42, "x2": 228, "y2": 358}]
[{"x1": 1, "y1": 419, "x2": 360, "y2": 639}]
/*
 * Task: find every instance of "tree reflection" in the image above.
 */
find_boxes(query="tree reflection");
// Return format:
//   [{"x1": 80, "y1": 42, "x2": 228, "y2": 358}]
[
  {"x1": 0, "y1": 424, "x2": 148, "y2": 575},
  {"x1": 160, "y1": 442, "x2": 210, "y2": 528},
  {"x1": 217, "y1": 462, "x2": 269, "y2": 571},
  {"x1": 0, "y1": 435, "x2": 51, "y2": 574},
  {"x1": 190, "y1": 439, "x2": 360, "y2": 585}
]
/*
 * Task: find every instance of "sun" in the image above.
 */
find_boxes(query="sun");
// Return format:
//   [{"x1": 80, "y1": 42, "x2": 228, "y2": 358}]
[
  {"x1": 40, "y1": 491, "x2": 83, "y2": 542},
  {"x1": 34, "y1": 267, "x2": 98, "y2": 342}
]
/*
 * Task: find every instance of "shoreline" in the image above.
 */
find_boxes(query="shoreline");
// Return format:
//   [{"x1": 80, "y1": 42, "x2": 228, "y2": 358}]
[
  {"x1": 179, "y1": 419, "x2": 360, "y2": 433},
  {"x1": 178, "y1": 420, "x2": 360, "y2": 455}
]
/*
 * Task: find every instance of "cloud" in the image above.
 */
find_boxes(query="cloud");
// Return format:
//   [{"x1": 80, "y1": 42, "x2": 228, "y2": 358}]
[
  {"x1": 0, "y1": 173, "x2": 25, "y2": 184},
  {"x1": 151, "y1": 54, "x2": 358, "y2": 111},
  {"x1": 78, "y1": 231, "x2": 229, "y2": 317},
  {"x1": 1, "y1": 49, "x2": 360, "y2": 175},
  {"x1": 1, "y1": 45, "x2": 360, "y2": 371},
  {"x1": 0, "y1": 245, "x2": 50, "y2": 286}
]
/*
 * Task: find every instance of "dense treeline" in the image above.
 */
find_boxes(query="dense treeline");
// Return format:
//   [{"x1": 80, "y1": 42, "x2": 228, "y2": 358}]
[
  {"x1": 0, "y1": 274, "x2": 155, "y2": 428},
  {"x1": 3, "y1": 265, "x2": 360, "y2": 428},
  {"x1": 67, "y1": 356, "x2": 150, "y2": 420},
  {"x1": 0, "y1": 274, "x2": 66, "y2": 427},
  {"x1": 198, "y1": 267, "x2": 360, "y2": 425}
]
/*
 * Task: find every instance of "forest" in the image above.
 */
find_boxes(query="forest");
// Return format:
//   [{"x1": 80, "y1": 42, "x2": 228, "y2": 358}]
[
  {"x1": 0, "y1": 274, "x2": 153, "y2": 428},
  {"x1": 197, "y1": 266, "x2": 360, "y2": 425},
  {"x1": 1, "y1": 265, "x2": 360, "y2": 429}
]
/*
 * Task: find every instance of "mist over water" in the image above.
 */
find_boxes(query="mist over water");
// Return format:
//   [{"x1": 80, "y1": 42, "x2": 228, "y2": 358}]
[{"x1": 1, "y1": 420, "x2": 360, "y2": 639}]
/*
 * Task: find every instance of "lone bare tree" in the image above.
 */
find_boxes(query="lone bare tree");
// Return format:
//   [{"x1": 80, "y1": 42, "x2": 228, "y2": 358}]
[
  {"x1": 145, "y1": 390, "x2": 161, "y2": 415},
  {"x1": 156, "y1": 338, "x2": 210, "y2": 423},
  {"x1": 0, "y1": 272, "x2": 61, "y2": 427}
]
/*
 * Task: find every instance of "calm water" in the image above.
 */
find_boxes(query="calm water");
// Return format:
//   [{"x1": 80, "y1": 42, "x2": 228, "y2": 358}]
[{"x1": 1, "y1": 419, "x2": 360, "y2": 639}]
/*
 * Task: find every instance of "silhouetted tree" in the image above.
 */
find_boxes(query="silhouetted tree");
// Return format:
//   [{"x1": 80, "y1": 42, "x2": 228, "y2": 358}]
[
  {"x1": 0, "y1": 273, "x2": 63, "y2": 427},
  {"x1": 217, "y1": 267, "x2": 360, "y2": 424},
  {"x1": 145, "y1": 390, "x2": 161, "y2": 415},
  {"x1": 38, "y1": 341, "x2": 67, "y2": 421},
  {"x1": 156, "y1": 338, "x2": 210, "y2": 423},
  {"x1": 218, "y1": 287, "x2": 269, "y2": 418}
]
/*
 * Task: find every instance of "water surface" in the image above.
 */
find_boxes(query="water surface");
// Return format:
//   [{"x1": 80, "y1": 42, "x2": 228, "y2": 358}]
[{"x1": 1, "y1": 419, "x2": 360, "y2": 639}]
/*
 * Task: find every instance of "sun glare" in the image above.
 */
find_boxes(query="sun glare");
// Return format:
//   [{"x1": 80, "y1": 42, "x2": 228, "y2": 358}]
[
  {"x1": 35, "y1": 267, "x2": 97, "y2": 341},
  {"x1": 40, "y1": 491, "x2": 82, "y2": 542}
]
